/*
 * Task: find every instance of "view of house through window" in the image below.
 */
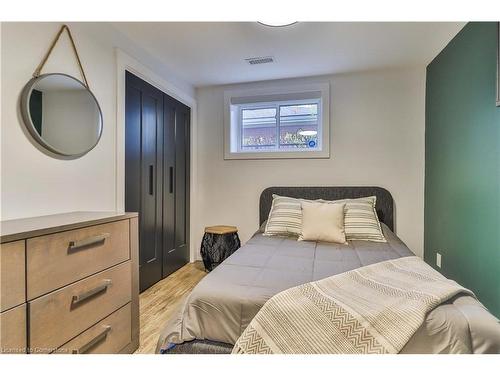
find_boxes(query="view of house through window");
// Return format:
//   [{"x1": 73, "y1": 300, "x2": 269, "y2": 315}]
[
  {"x1": 225, "y1": 85, "x2": 329, "y2": 159},
  {"x1": 240, "y1": 101, "x2": 320, "y2": 152}
]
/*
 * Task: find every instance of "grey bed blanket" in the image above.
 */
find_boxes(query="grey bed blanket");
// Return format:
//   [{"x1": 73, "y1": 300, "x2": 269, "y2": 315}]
[{"x1": 157, "y1": 224, "x2": 500, "y2": 354}]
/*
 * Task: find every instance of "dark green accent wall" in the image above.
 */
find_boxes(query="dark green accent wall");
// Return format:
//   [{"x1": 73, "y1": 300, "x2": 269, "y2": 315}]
[{"x1": 425, "y1": 22, "x2": 500, "y2": 318}]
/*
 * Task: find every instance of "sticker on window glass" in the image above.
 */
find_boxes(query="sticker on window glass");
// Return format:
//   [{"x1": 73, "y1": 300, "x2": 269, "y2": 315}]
[{"x1": 308, "y1": 140, "x2": 316, "y2": 148}]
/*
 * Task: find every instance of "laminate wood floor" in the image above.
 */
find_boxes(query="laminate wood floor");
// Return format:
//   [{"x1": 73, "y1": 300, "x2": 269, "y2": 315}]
[{"x1": 135, "y1": 261, "x2": 207, "y2": 354}]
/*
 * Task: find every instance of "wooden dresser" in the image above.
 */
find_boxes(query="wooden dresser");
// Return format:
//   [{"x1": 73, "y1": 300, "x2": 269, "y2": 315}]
[{"x1": 0, "y1": 212, "x2": 139, "y2": 354}]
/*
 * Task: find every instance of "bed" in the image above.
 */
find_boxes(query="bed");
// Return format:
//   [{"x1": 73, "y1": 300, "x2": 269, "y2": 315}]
[{"x1": 156, "y1": 186, "x2": 500, "y2": 354}]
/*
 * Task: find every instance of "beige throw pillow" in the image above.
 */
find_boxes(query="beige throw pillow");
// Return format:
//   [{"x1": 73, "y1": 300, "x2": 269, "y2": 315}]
[{"x1": 299, "y1": 201, "x2": 346, "y2": 243}]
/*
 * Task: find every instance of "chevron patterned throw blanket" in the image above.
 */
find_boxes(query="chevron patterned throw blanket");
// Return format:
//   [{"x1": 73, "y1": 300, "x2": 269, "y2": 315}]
[{"x1": 232, "y1": 256, "x2": 473, "y2": 354}]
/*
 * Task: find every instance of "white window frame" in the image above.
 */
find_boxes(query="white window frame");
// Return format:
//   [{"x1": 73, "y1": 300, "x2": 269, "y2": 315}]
[
  {"x1": 224, "y1": 83, "x2": 330, "y2": 160},
  {"x1": 236, "y1": 98, "x2": 322, "y2": 153}
]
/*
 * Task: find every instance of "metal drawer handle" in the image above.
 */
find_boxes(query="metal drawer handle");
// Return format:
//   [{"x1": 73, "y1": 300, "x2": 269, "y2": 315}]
[
  {"x1": 68, "y1": 233, "x2": 110, "y2": 251},
  {"x1": 72, "y1": 279, "x2": 112, "y2": 305},
  {"x1": 72, "y1": 325, "x2": 111, "y2": 354}
]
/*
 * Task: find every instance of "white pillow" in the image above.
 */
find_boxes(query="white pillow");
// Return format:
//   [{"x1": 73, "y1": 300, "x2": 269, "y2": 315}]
[{"x1": 299, "y1": 201, "x2": 346, "y2": 244}]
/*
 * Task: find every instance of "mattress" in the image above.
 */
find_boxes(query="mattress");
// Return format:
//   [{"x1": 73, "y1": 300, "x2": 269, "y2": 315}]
[{"x1": 157, "y1": 224, "x2": 500, "y2": 354}]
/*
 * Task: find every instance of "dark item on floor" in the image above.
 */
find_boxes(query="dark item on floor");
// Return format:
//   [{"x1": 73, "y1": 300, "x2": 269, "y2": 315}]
[
  {"x1": 160, "y1": 339, "x2": 233, "y2": 354},
  {"x1": 200, "y1": 226, "x2": 240, "y2": 271}
]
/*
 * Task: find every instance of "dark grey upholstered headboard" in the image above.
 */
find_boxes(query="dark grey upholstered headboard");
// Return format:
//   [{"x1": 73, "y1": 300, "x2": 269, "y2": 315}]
[{"x1": 259, "y1": 186, "x2": 394, "y2": 231}]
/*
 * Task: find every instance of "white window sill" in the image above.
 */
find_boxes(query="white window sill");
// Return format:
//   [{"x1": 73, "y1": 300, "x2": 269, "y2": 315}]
[{"x1": 224, "y1": 149, "x2": 330, "y2": 160}]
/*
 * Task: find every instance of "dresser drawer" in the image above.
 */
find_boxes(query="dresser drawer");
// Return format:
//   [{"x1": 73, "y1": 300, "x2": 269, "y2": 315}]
[
  {"x1": 56, "y1": 303, "x2": 131, "y2": 354},
  {"x1": 0, "y1": 241, "x2": 26, "y2": 312},
  {"x1": 0, "y1": 304, "x2": 27, "y2": 354},
  {"x1": 29, "y1": 261, "x2": 131, "y2": 352},
  {"x1": 27, "y1": 220, "x2": 130, "y2": 300}
]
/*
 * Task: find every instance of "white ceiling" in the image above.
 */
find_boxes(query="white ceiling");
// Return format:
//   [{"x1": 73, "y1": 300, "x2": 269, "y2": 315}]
[{"x1": 110, "y1": 22, "x2": 465, "y2": 87}]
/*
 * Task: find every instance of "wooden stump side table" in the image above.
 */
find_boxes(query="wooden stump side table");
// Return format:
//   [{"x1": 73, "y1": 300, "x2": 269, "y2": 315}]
[{"x1": 200, "y1": 225, "x2": 240, "y2": 271}]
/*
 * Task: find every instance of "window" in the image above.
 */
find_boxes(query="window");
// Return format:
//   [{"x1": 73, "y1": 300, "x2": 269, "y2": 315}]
[{"x1": 224, "y1": 83, "x2": 329, "y2": 159}]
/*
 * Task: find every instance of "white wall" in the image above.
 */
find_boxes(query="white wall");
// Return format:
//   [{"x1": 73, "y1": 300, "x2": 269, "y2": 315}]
[
  {"x1": 0, "y1": 23, "x2": 194, "y2": 221},
  {"x1": 195, "y1": 67, "x2": 425, "y2": 257}
]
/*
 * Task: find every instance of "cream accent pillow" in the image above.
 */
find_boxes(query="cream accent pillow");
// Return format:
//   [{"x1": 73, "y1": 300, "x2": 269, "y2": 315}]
[{"x1": 299, "y1": 201, "x2": 346, "y2": 243}]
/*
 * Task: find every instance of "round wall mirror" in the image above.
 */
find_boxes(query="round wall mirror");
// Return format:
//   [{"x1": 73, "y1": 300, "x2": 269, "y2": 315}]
[{"x1": 20, "y1": 73, "x2": 103, "y2": 157}]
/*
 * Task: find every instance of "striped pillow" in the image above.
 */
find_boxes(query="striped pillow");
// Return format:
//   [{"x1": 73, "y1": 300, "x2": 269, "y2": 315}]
[
  {"x1": 264, "y1": 195, "x2": 303, "y2": 237},
  {"x1": 326, "y1": 196, "x2": 386, "y2": 242}
]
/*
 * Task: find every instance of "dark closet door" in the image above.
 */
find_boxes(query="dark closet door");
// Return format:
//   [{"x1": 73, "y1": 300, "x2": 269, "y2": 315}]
[
  {"x1": 162, "y1": 97, "x2": 190, "y2": 276},
  {"x1": 161, "y1": 96, "x2": 176, "y2": 276},
  {"x1": 174, "y1": 103, "x2": 190, "y2": 266},
  {"x1": 125, "y1": 71, "x2": 164, "y2": 292}
]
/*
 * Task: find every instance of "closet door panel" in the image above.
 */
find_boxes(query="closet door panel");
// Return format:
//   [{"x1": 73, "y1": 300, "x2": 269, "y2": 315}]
[
  {"x1": 174, "y1": 106, "x2": 190, "y2": 265},
  {"x1": 162, "y1": 102, "x2": 190, "y2": 276},
  {"x1": 125, "y1": 86, "x2": 141, "y2": 218},
  {"x1": 140, "y1": 95, "x2": 160, "y2": 268},
  {"x1": 161, "y1": 98, "x2": 176, "y2": 277},
  {"x1": 125, "y1": 72, "x2": 164, "y2": 292}
]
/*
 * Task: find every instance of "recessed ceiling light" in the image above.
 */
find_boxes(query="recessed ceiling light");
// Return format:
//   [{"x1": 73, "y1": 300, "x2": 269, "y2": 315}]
[
  {"x1": 298, "y1": 130, "x2": 318, "y2": 136},
  {"x1": 257, "y1": 21, "x2": 298, "y2": 28}
]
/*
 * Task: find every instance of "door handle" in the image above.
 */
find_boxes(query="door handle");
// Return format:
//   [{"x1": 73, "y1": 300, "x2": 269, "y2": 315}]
[
  {"x1": 149, "y1": 165, "x2": 154, "y2": 195},
  {"x1": 169, "y1": 166, "x2": 174, "y2": 194}
]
